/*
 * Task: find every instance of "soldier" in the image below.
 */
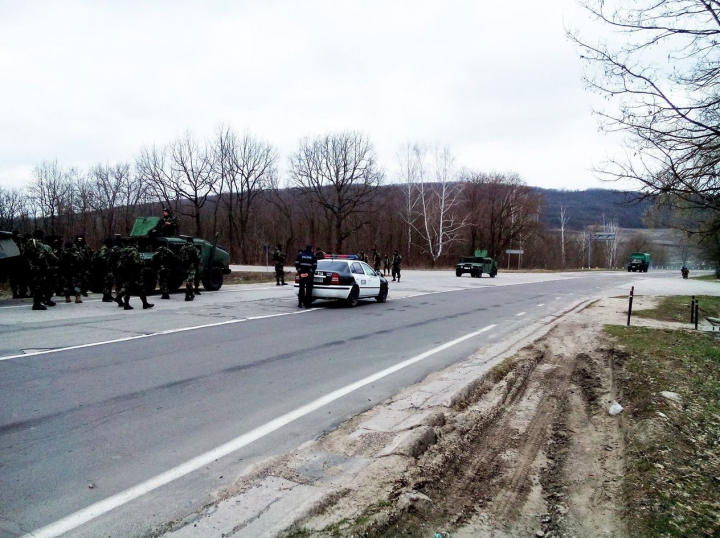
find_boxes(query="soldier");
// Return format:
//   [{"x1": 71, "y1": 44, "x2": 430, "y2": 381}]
[
  {"x1": 109, "y1": 236, "x2": 123, "y2": 305},
  {"x1": 59, "y1": 241, "x2": 83, "y2": 303},
  {"x1": 152, "y1": 244, "x2": 177, "y2": 299},
  {"x1": 272, "y1": 243, "x2": 286, "y2": 286},
  {"x1": 180, "y1": 236, "x2": 200, "y2": 301},
  {"x1": 9, "y1": 230, "x2": 28, "y2": 298},
  {"x1": 74, "y1": 235, "x2": 93, "y2": 296},
  {"x1": 295, "y1": 245, "x2": 317, "y2": 308},
  {"x1": 154, "y1": 207, "x2": 178, "y2": 237},
  {"x1": 315, "y1": 246, "x2": 326, "y2": 260},
  {"x1": 371, "y1": 248, "x2": 381, "y2": 273},
  {"x1": 383, "y1": 254, "x2": 391, "y2": 276},
  {"x1": 24, "y1": 230, "x2": 58, "y2": 310},
  {"x1": 94, "y1": 238, "x2": 116, "y2": 302},
  {"x1": 391, "y1": 250, "x2": 403, "y2": 282},
  {"x1": 115, "y1": 240, "x2": 154, "y2": 310},
  {"x1": 358, "y1": 250, "x2": 368, "y2": 263}
]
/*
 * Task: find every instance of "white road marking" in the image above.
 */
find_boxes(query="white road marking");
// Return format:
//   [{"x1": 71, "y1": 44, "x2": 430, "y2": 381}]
[
  {"x1": 537, "y1": 303, "x2": 545, "y2": 307},
  {"x1": 0, "y1": 310, "x2": 314, "y2": 362},
  {"x1": 21, "y1": 323, "x2": 497, "y2": 538},
  {"x1": 555, "y1": 297, "x2": 561, "y2": 300},
  {"x1": 516, "y1": 312, "x2": 526, "y2": 316}
]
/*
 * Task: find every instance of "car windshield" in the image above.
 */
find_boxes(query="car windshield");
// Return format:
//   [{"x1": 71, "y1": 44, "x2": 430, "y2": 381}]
[{"x1": 317, "y1": 261, "x2": 349, "y2": 273}]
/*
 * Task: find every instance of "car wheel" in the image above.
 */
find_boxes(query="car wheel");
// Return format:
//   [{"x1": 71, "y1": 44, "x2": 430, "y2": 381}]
[
  {"x1": 490, "y1": 269, "x2": 497, "y2": 278},
  {"x1": 203, "y1": 266, "x2": 224, "y2": 291},
  {"x1": 456, "y1": 269, "x2": 462, "y2": 277},
  {"x1": 376, "y1": 285, "x2": 388, "y2": 303},
  {"x1": 345, "y1": 286, "x2": 359, "y2": 307}
]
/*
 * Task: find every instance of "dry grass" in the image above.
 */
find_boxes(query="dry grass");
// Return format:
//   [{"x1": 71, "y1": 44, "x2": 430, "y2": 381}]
[
  {"x1": 223, "y1": 270, "x2": 289, "y2": 286},
  {"x1": 633, "y1": 295, "x2": 720, "y2": 323}
]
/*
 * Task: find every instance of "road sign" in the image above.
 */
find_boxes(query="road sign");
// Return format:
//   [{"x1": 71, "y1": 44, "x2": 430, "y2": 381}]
[
  {"x1": 590, "y1": 233, "x2": 615, "y2": 241},
  {"x1": 505, "y1": 249, "x2": 524, "y2": 255}
]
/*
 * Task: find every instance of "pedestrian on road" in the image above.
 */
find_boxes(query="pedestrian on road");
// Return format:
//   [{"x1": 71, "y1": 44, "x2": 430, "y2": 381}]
[
  {"x1": 272, "y1": 244, "x2": 287, "y2": 286},
  {"x1": 180, "y1": 237, "x2": 200, "y2": 301},
  {"x1": 295, "y1": 245, "x2": 317, "y2": 308},
  {"x1": 358, "y1": 249, "x2": 368, "y2": 263},
  {"x1": 153, "y1": 245, "x2": 177, "y2": 299},
  {"x1": 59, "y1": 241, "x2": 83, "y2": 303},
  {"x1": 383, "y1": 254, "x2": 390, "y2": 276},
  {"x1": 94, "y1": 238, "x2": 116, "y2": 302},
  {"x1": 116, "y1": 240, "x2": 154, "y2": 310},
  {"x1": 372, "y1": 248, "x2": 381, "y2": 273},
  {"x1": 24, "y1": 230, "x2": 58, "y2": 310},
  {"x1": 392, "y1": 250, "x2": 403, "y2": 282}
]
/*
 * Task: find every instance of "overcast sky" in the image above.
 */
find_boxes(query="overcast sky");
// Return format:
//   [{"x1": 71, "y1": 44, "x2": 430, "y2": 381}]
[{"x1": 0, "y1": 0, "x2": 628, "y2": 191}]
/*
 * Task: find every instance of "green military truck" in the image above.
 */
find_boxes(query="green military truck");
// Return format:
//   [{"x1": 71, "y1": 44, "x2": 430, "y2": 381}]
[
  {"x1": 626, "y1": 252, "x2": 651, "y2": 273},
  {"x1": 91, "y1": 217, "x2": 232, "y2": 294},
  {"x1": 455, "y1": 249, "x2": 498, "y2": 278}
]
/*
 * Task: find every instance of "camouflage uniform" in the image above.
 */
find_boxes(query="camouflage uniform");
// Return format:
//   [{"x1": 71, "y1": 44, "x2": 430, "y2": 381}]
[
  {"x1": 24, "y1": 234, "x2": 59, "y2": 310},
  {"x1": 93, "y1": 241, "x2": 116, "y2": 301},
  {"x1": 391, "y1": 251, "x2": 403, "y2": 282},
  {"x1": 116, "y1": 244, "x2": 154, "y2": 310},
  {"x1": 152, "y1": 245, "x2": 176, "y2": 299},
  {"x1": 383, "y1": 255, "x2": 391, "y2": 276},
  {"x1": 315, "y1": 248, "x2": 325, "y2": 260},
  {"x1": 108, "y1": 242, "x2": 123, "y2": 303},
  {"x1": 180, "y1": 240, "x2": 200, "y2": 301},
  {"x1": 74, "y1": 237, "x2": 93, "y2": 296},
  {"x1": 59, "y1": 243, "x2": 84, "y2": 303},
  {"x1": 372, "y1": 249, "x2": 381, "y2": 273},
  {"x1": 272, "y1": 245, "x2": 286, "y2": 286},
  {"x1": 358, "y1": 250, "x2": 368, "y2": 263}
]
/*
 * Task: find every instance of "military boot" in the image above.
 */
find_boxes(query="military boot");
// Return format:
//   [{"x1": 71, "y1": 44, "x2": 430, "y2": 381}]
[
  {"x1": 185, "y1": 291, "x2": 194, "y2": 301},
  {"x1": 65, "y1": 296, "x2": 71, "y2": 303},
  {"x1": 75, "y1": 295, "x2": 82, "y2": 304},
  {"x1": 194, "y1": 288, "x2": 201, "y2": 295},
  {"x1": 32, "y1": 300, "x2": 47, "y2": 311},
  {"x1": 45, "y1": 299, "x2": 56, "y2": 307},
  {"x1": 115, "y1": 295, "x2": 124, "y2": 307},
  {"x1": 123, "y1": 296, "x2": 134, "y2": 310},
  {"x1": 101, "y1": 293, "x2": 114, "y2": 302},
  {"x1": 161, "y1": 292, "x2": 170, "y2": 300},
  {"x1": 141, "y1": 295, "x2": 154, "y2": 309}
]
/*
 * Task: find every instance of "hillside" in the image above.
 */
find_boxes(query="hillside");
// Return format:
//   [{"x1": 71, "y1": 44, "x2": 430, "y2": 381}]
[{"x1": 535, "y1": 188, "x2": 652, "y2": 230}]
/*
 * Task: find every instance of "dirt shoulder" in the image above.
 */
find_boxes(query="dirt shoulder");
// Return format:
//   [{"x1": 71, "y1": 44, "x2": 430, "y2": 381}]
[{"x1": 159, "y1": 296, "x2": 717, "y2": 538}]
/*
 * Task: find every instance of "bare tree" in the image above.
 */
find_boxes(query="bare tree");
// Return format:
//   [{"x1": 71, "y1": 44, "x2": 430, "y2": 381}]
[
  {"x1": 289, "y1": 131, "x2": 383, "y2": 252},
  {"x1": 396, "y1": 143, "x2": 423, "y2": 257},
  {"x1": 29, "y1": 160, "x2": 72, "y2": 234},
  {"x1": 603, "y1": 218, "x2": 622, "y2": 267},
  {"x1": 0, "y1": 186, "x2": 28, "y2": 230},
  {"x1": 559, "y1": 205, "x2": 570, "y2": 267},
  {"x1": 569, "y1": 0, "x2": 720, "y2": 240},
  {"x1": 410, "y1": 147, "x2": 467, "y2": 265}
]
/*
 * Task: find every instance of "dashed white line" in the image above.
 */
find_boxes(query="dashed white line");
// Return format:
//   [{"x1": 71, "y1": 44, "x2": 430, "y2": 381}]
[
  {"x1": 21, "y1": 323, "x2": 497, "y2": 538},
  {"x1": 516, "y1": 312, "x2": 526, "y2": 316},
  {"x1": 537, "y1": 303, "x2": 545, "y2": 307}
]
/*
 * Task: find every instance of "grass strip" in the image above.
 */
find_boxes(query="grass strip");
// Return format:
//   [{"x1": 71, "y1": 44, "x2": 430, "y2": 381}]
[
  {"x1": 604, "y1": 325, "x2": 720, "y2": 537},
  {"x1": 633, "y1": 295, "x2": 720, "y2": 323}
]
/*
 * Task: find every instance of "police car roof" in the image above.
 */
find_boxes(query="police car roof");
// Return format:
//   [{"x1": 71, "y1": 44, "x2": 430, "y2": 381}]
[{"x1": 328, "y1": 254, "x2": 359, "y2": 260}]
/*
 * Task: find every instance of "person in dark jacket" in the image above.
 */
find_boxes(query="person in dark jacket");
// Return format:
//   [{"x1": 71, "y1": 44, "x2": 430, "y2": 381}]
[{"x1": 294, "y1": 245, "x2": 317, "y2": 308}]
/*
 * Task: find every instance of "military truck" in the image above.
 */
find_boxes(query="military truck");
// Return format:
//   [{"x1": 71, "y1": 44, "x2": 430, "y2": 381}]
[
  {"x1": 455, "y1": 249, "x2": 498, "y2": 278},
  {"x1": 0, "y1": 231, "x2": 21, "y2": 283},
  {"x1": 626, "y1": 252, "x2": 651, "y2": 273},
  {"x1": 91, "y1": 217, "x2": 231, "y2": 294}
]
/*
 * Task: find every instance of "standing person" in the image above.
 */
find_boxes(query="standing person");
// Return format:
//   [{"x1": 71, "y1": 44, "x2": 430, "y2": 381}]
[
  {"x1": 24, "y1": 230, "x2": 58, "y2": 310},
  {"x1": 315, "y1": 247, "x2": 326, "y2": 260},
  {"x1": 154, "y1": 207, "x2": 178, "y2": 237},
  {"x1": 74, "y1": 235, "x2": 93, "y2": 296},
  {"x1": 383, "y1": 254, "x2": 391, "y2": 276},
  {"x1": 372, "y1": 248, "x2": 381, "y2": 273},
  {"x1": 152, "y1": 245, "x2": 177, "y2": 299},
  {"x1": 108, "y1": 236, "x2": 124, "y2": 305},
  {"x1": 180, "y1": 236, "x2": 200, "y2": 301},
  {"x1": 391, "y1": 250, "x2": 403, "y2": 282},
  {"x1": 59, "y1": 241, "x2": 83, "y2": 303},
  {"x1": 272, "y1": 244, "x2": 286, "y2": 286},
  {"x1": 358, "y1": 249, "x2": 368, "y2": 263},
  {"x1": 94, "y1": 238, "x2": 116, "y2": 302},
  {"x1": 9, "y1": 230, "x2": 28, "y2": 298},
  {"x1": 115, "y1": 240, "x2": 154, "y2": 310},
  {"x1": 295, "y1": 244, "x2": 317, "y2": 308}
]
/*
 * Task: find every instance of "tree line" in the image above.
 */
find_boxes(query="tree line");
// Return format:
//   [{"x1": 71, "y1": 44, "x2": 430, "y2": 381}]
[{"x1": 0, "y1": 128, "x2": 688, "y2": 269}]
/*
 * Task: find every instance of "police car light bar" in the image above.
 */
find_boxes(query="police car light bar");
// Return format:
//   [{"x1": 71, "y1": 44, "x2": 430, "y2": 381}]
[{"x1": 329, "y1": 254, "x2": 359, "y2": 260}]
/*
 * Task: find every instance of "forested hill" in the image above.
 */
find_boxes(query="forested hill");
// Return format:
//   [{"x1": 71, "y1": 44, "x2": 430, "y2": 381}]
[{"x1": 535, "y1": 188, "x2": 652, "y2": 230}]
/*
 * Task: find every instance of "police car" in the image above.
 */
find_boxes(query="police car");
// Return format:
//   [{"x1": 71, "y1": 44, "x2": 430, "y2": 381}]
[{"x1": 294, "y1": 255, "x2": 389, "y2": 307}]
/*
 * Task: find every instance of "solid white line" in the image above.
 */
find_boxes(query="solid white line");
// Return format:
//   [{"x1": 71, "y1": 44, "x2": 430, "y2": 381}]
[
  {"x1": 516, "y1": 312, "x2": 526, "y2": 316},
  {"x1": 0, "y1": 310, "x2": 313, "y2": 362},
  {"x1": 22, "y1": 323, "x2": 497, "y2": 538}
]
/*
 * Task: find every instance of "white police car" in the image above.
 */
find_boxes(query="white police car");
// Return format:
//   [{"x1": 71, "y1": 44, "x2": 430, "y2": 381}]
[{"x1": 294, "y1": 255, "x2": 389, "y2": 307}]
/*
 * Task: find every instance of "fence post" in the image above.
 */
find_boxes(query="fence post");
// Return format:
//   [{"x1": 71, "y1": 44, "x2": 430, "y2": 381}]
[
  {"x1": 627, "y1": 286, "x2": 634, "y2": 326},
  {"x1": 695, "y1": 301, "x2": 699, "y2": 330},
  {"x1": 691, "y1": 295, "x2": 695, "y2": 324}
]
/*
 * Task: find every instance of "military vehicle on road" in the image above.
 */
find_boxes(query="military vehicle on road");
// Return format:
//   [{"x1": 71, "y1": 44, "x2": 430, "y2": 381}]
[
  {"x1": 626, "y1": 252, "x2": 651, "y2": 273},
  {"x1": 455, "y1": 249, "x2": 498, "y2": 278},
  {"x1": 0, "y1": 231, "x2": 21, "y2": 283},
  {"x1": 91, "y1": 217, "x2": 231, "y2": 294}
]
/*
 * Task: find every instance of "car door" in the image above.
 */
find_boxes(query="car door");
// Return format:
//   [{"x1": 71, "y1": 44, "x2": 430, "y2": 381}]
[
  {"x1": 360, "y1": 262, "x2": 381, "y2": 297},
  {"x1": 350, "y1": 262, "x2": 369, "y2": 296}
]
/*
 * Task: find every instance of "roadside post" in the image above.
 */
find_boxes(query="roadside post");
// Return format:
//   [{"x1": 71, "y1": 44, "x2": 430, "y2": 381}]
[
  {"x1": 695, "y1": 300, "x2": 699, "y2": 331},
  {"x1": 627, "y1": 286, "x2": 634, "y2": 326},
  {"x1": 505, "y1": 249, "x2": 524, "y2": 270},
  {"x1": 691, "y1": 295, "x2": 696, "y2": 324},
  {"x1": 264, "y1": 244, "x2": 270, "y2": 272}
]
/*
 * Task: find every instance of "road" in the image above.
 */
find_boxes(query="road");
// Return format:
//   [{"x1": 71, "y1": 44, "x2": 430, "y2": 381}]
[{"x1": 0, "y1": 269, "x2": 713, "y2": 538}]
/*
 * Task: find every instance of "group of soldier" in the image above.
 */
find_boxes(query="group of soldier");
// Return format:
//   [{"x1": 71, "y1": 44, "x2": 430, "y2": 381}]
[{"x1": 8, "y1": 218, "x2": 203, "y2": 311}]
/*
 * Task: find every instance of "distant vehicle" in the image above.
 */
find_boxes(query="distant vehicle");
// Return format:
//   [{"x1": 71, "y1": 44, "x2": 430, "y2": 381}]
[
  {"x1": 294, "y1": 254, "x2": 389, "y2": 307},
  {"x1": 0, "y1": 231, "x2": 21, "y2": 283},
  {"x1": 626, "y1": 252, "x2": 651, "y2": 273},
  {"x1": 455, "y1": 249, "x2": 498, "y2": 278},
  {"x1": 91, "y1": 217, "x2": 232, "y2": 294}
]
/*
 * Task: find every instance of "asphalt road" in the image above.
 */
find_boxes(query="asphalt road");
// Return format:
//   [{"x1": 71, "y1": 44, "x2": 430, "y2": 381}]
[{"x1": 1, "y1": 269, "x2": 716, "y2": 538}]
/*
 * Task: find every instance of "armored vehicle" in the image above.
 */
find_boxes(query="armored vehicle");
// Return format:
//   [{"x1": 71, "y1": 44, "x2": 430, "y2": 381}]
[
  {"x1": 626, "y1": 252, "x2": 651, "y2": 272},
  {"x1": 455, "y1": 249, "x2": 498, "y2": 278},
  {"x1": 0, "y1": 231, "x2": 21, "y2": 283},
  {"x1": 91, "y1": 217, "x2": 231, "y2": 294}
]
